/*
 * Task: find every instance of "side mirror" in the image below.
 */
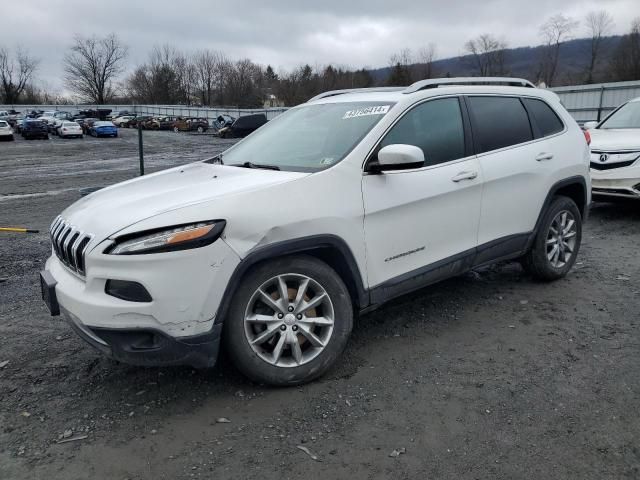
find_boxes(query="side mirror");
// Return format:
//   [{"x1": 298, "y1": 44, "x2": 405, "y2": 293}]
[
  {"x1": 583, "y1": 121, "x2": 598, "y2": 130},
  {"x1": 369, "y1": 144, "x2": 425, "y2": 173}
]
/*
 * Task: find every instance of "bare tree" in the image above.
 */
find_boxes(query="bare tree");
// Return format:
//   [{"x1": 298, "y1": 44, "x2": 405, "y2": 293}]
[
  {"x1": 416, "y1": 43, "x2": 438, "y2": 79},
  {"x1": 63, "y1": 34, "x2": 127, "y2": 104},
  {"x1": 0, "y1": 47, "x2": 38, "y2": 104},
  {"x1": 386, "y1": 49, "x2": 413, "y2": 86},
  {"x1": 193, "y1": 50, "x2": 227, "y2": 106},
  {"x1": 611, "y1": 18, "x2": 640, "y2": 81},
  {"x1": 584, "y1": 10, "x2": 614, "y2": 83},
  {"x1": 538, "y1": 14, "x2": 578, "y2": 86},
  {"x1": 464, "y1": 34, "x2": 508, "y2": 76}
]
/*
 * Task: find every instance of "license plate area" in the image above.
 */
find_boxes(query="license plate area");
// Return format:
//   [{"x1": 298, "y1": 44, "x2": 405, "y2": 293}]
[{"x1": 40, "y1": 270, "x2": 60, "y2": 316}]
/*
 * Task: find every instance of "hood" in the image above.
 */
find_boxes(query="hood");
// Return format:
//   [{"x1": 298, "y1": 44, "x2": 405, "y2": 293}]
[
  {"x1": 589, "y1": 128, "x2": 640, "y2": 151},
  {"x1": 60, "y1": 162, "x2": 308, "y2": 243}
]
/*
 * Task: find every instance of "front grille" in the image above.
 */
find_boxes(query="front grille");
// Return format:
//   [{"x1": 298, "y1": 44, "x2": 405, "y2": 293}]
[
  {"x1": 49, "y1": 216, "x2": 93, "y2": 276},
  {"x1": 590, "y1": 160, "x2": 636, "y2": 170}
]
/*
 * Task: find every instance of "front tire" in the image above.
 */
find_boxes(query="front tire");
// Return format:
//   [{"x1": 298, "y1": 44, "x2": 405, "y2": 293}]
[
  {"x1": 224, "y1": 255, "x2": 353, "y2": 386},
  {"x1": 521, "y1": 195, "x2": 582, "y2": 281}
]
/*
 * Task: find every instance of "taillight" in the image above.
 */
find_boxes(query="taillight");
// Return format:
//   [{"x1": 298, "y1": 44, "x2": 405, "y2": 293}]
[{"x1": 583, "y1": 129, "x2": 591, "y2": 145}]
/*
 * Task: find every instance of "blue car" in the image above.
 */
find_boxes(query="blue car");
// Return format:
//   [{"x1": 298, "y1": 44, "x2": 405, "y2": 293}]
[{"x1": 89, "y1": 121, "x2": 118, "y2": 138}]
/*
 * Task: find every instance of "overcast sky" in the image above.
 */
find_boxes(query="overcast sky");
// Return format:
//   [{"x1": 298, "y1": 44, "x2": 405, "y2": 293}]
[{"x1": 2, "y1": 0, "x2": 638, "y2": 93}]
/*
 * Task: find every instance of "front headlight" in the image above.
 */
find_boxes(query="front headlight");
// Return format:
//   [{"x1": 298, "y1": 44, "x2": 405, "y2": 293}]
[{"x1": 107, "y1": 221, "x2": 226, "y2": 255}]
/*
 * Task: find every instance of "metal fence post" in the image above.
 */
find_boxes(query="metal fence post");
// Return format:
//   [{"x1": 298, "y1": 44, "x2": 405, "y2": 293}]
[{"x1": 138, "y1": 122, "x2": 144, "y2": 176}]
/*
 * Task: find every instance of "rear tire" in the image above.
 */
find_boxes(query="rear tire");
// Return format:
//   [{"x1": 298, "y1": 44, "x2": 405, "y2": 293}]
[
  {"x1": 224, "y1": 255, "x2": 353, "y2": 386},
  {"x1": 521, "y1": 195, "x2": 582, "y2": 281}
]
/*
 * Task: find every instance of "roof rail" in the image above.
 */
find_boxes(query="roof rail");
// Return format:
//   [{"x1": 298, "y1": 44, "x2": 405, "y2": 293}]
[
  {"x1": 308, "y1": 87, "x2": 405, "y2": 102},
  {"x1": 404, "y1": 77, "x2": 536, "y2": 94}
]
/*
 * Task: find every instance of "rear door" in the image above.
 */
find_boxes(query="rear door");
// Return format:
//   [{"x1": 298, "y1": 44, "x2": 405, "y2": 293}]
[
  {"x1": 466, "y1": 95, "x2": 562, "y2": 255},
  {"x1": 362, "y1": 96, "x2": 483, "y2": 290}
]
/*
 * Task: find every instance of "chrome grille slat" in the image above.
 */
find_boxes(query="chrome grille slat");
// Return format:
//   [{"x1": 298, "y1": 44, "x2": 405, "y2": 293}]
[{"x1": 48, "y1": 217, "x2": 93, "y2": 276}]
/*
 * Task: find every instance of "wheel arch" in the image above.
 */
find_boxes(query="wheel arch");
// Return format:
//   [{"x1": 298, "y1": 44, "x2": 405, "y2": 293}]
[
  {"x1": 528, "y1": 176, "x2": 588, "y2": 249},
  {"x1": 214, "y1": 235, "x2": 368, "y2": 325}
]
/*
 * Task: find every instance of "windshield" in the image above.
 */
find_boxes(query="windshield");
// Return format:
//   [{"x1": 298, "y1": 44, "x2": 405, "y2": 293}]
[
  {"x1": 0, "y1": 121, "x2": 8, "y2": 127},
  {"x1": 599, "y1": 101, "x2": 640, "y2": 129},
  {"x1": 219, "y1": 102, "x2": 395, "y2": 172}
]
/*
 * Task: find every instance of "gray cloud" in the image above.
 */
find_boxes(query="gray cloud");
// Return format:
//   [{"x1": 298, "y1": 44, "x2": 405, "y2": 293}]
[{"x1": 2, "y1": 0, "x2": 638, "y2": 93}]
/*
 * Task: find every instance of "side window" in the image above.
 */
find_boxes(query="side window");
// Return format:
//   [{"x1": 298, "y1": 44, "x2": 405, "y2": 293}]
[
  {"x1": 380, "y1": 97, "x2": 466, "y2": 166},
  {"x1": 522, "y1": 98, "x2": 564, "y2": 137},
  {"x1": 468, "y1": 96, "x2": 533, "y2": 153}
]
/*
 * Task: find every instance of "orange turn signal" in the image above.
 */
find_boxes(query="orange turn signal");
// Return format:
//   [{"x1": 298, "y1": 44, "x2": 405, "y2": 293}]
[{"x1": 166, "y1": 224, "x2": 215, "y2": 245}]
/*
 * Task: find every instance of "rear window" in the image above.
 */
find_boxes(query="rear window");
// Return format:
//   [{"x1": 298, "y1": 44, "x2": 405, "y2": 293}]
[
  {"x1": 0, "y1": 121, "x2": 7, "y2": 127},
  {"x1": 468, "y1": 96, "x2": 533, "y2": 153},
  {"x1": 523, "y1": 98, "x2": 564, "y2": 137}
]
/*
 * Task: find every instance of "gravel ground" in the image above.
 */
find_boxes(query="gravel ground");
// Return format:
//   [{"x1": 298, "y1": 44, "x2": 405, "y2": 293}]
[{"x1": 1, "y1": 129, "x2": 639, "y2": 479}]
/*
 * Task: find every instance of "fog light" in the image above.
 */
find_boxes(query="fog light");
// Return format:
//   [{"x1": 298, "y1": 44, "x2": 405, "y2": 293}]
[{"x1": 105, "y1": 280, "x2": 152, "y2": 302}]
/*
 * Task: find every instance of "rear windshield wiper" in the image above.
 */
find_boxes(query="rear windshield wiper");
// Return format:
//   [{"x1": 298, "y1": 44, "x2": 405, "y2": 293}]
[{"x1": 232, "y1": 161, "x2": 281, "y2": 171}]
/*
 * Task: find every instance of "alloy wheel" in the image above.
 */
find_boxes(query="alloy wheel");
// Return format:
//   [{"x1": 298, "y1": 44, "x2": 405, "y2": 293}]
[
  {"x1": 546, "y1": 210, "x2": 577, "y2": 268},
  {"x1": 243, "y1": 273, "x2": 335, "y2": 367}
]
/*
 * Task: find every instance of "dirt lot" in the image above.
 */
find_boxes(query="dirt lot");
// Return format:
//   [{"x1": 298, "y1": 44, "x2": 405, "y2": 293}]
[{"x1": 1, "y1": 128, "x2": 639, "y2": 479}]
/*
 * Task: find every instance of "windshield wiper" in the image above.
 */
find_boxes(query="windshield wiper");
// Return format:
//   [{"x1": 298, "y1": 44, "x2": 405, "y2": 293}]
[
  {"x1": 232, "y1": 161, "x2": 281, "y2": 171},
  {"x1": 204, "y1": 154, "x2": 224, "y2": 164}
]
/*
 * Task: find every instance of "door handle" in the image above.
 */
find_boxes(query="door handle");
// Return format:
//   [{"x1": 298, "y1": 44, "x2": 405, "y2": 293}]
[
  {"x1": 535, "y1": 152, "x2": 554, "y2": 161},
  {"x1": 451, "y1": 171, "x2": 478, "y2": 182}
]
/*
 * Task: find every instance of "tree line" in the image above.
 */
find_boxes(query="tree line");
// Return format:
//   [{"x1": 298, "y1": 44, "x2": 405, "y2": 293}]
[{"x1": 1, "y1": 11, "x2": 639, "y2": 107}]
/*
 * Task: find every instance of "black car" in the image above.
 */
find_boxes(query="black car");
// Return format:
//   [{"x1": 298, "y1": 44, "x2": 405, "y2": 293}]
[
  {"x1": 21, "y1": 119, "x2": 49, "y2": 140},
  {"x1": 217, "y1": 114, "x2": 267, "y2": 138}
]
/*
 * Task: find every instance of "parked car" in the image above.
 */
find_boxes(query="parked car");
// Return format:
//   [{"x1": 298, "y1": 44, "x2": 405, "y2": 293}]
[
  {"x1": 81, "y1": 118, "x2": 99, "y2": 134},
  {"x1": 128, "y1": 116, "x2": 153, "y2": 129},
  {"x1": 0, "y1": 120, "x2": 14, "y2": 141},
  {"x1": 40, "y1": 77, "x2": 591, "y2": 386},
  {"x1": 54, "y1": 111, "x2": 73, "y2": 121},
  {"x1": 584, "y1": 96, "x2": 640, "y2": 200},
  {"x1": 21, "y1": 119, "x2": 48, "y2": 139},
  {"x1": 58, "y1": 121, "x2": 83, "y2": 139},
  {"x1": 74, "y1": 109, "x2": 112, "y2": 121},
  {"x1": 147, "y1": 116, "x2": 176, "y2": 130},
  {"x1": 112, "y1": 115, "x2": 135, "y2": 127},
  {"x1": 212, "y1": 114, "x2": 235, "y2": 131},
  {"x1": 108, "y1": 110, "x2": 130, "y2": 120},
  {"x1": 172, "y1": 117, "x2": 209, "y2": 133},
  {"x1": 89, "y1": 121, "x2": 118, "y2": 137},
  {"x1": 217, "y1": 113, "x2": 267, "y2": 138},
  {"x1": 50, "y1": 118, "x2": 65, "y2": 135},
  {"x1": 6, "y1": 114, "x2": 23, "y2": 128},
  {"x1": 13, "y1": 118, "x2": 25, "y2": 133},
  {"x1": 38, "y1": 115, "x2": 57, "y2": 130}
]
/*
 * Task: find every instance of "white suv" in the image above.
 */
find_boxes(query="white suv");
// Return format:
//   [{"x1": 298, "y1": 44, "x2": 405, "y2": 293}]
[
  {"x1": 584, "y1": 97, "x2": 640, "y2": 200},
  {"x1": 40, "y1": 78, "x2": 591, "y2": 385}
]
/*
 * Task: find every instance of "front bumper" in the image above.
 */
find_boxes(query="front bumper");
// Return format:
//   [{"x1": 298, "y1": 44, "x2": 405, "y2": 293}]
[
  {"x1": 65, "y1": 308, "x2": 222, "y2": 368},
  {"x1": 42, "y1": 238, "x2": 240, "y2": 367},
  {"x1": 591, "y1": 165, "x2": 640, "y2": 199}
]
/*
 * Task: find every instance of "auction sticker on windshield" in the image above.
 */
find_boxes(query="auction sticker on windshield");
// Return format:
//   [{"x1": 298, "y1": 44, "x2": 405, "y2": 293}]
[{"x1": 342, "y1": 105, "x2": 391, "y2": 119}]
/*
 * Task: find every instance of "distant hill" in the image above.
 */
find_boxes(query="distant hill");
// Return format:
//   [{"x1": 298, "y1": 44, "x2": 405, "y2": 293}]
[{"x1": 369, "y1": 36, "x2": 625, "y2": 86}]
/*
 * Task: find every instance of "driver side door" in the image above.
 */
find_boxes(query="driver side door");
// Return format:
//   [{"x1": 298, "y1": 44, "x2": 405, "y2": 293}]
[{"x1": 361, "y1": 96, "x2": 483, "y2": 301}]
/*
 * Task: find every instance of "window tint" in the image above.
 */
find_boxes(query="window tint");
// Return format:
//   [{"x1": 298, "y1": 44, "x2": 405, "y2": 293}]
[
  {"x1": 380, "y1": 97, "x2": 465, "y2": 166},
  {"x1": 468, "y1": 96, "x2": 533, "y2": 153},
  {"x1": 523, "y1": 98, "x2": 564, "y2": 136}
]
